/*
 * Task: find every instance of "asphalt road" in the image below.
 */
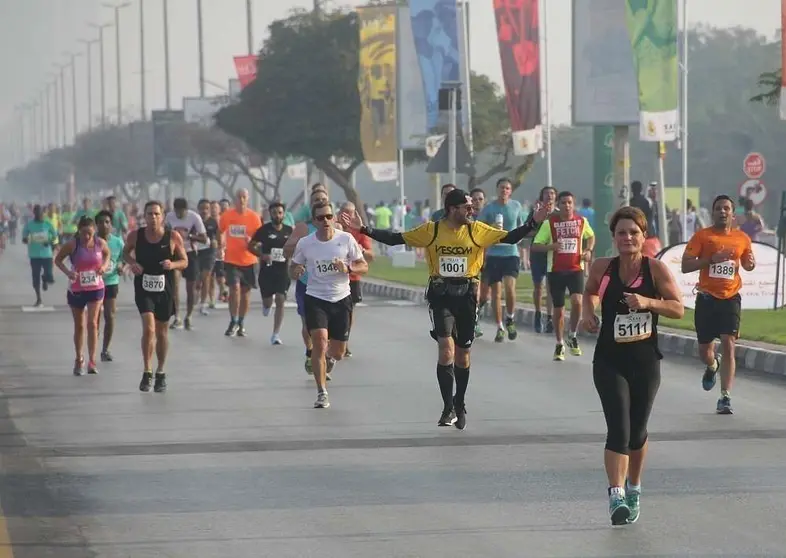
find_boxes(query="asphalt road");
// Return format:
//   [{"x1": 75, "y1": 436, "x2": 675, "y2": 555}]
[{"x1": 0, "y1": 244, "x2": 785, "y2": 557}]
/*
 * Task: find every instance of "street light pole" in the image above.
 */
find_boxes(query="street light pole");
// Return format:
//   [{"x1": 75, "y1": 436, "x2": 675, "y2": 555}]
[
  {"x1": 163, "y1": 0, "x2": 171, "y2": 109},
  {"x1": 246, "y1": 0, "x2": 254, "y2": 54},
  {"x1": 45, "y1": 82, "x2": 53, "y2": 151},
  {"x1": 56, "y1": 64, "x2": 67, "y2": 146},
  {"x1": 104, "y1": 3, "x2": 132, "y2": 124},
  {"x1": 140, "y1": 0, "x2": 147, "y2": 119},
  {"x1": 65, "y1": 52, "x2": 82, "y2": 141},
  {"x1": 197, "y1": 0, "x2": 205, "y2": 97},
  {"x1": 90, "y1": 22, "x2": 113, "y2": 128},
  {"x1": 78, "y1": 39, "x2": 98, "y2": 131}
]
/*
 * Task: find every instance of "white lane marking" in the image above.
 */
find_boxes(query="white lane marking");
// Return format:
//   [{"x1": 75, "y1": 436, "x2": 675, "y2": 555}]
[
  {"x1": 385, "y1": 300, "x2": 418, "y2": 307},
  {"x1": 21, "y1": 306, "x2": 55, "y2": 312}
]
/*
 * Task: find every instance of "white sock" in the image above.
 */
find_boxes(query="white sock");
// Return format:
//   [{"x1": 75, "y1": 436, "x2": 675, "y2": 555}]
[
  {"x1": 609, "y1": 486, "x2": 625, "y2": 498},
  {"x1": 498, "y1": 322, "x2": 504, "y2": 329},
  {"x1": 627, "y1": 482, "x2": 641, "y2": 493},
  {"x1": 507, "y1": 313, "x2": 515, "y2": 320}
]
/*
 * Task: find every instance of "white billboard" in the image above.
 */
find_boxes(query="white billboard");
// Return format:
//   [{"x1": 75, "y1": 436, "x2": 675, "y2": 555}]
[
  {"x1": 657, "y1": 242, "x2": 786, "y2": 310},
  {"x1": 183, "y1": 96, "x2": 231, "y2": 127},
  {"x1": 396, "y1": 4, "x2": 470, "y2": 151},
  {"x1": 571, "y1": 0, "x2": 639, "y2": 126}
]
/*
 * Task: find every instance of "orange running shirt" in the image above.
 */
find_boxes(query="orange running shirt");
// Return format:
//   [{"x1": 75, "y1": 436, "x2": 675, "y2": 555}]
[
  {"x1": 219, "y1": 208, "x2": 263, "y2": 267},
  {"x1": 684, "y1": 226, "x2": 752, "y2": 300}
]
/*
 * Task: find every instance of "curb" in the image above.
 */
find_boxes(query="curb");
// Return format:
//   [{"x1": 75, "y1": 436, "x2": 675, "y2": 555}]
[{"x1": 360, "y1": 278, "x2": 786, "y2": 378}]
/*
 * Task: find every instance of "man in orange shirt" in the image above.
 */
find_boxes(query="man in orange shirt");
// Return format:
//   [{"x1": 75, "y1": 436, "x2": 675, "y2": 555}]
[
  {"x1": 681, "y1": 195, "x2": 755, "y2": 415},
  {"x1": 219, "y1": 189, "x2": 263, "y2": 337}
]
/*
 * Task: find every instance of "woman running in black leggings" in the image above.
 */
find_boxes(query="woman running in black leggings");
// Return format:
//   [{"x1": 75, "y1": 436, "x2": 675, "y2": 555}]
[{"x1": 581, "y1": 207, "x2": 684, "y2": 525}]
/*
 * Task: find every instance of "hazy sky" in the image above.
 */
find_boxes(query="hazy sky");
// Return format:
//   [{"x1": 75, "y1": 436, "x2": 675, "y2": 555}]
[{"x1": 0, "y1": 0, "x2": 780, "y2": 171}]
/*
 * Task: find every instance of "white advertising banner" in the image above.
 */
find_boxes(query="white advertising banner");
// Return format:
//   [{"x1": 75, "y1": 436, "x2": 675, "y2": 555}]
[
  {"x1": 657, "y1": 242, "x2": 786, "y2": 310},
  {"x1": 571, "y1": 0, "x2": 639, "y2": 126},
  {"x1": 183, "y1": 96, "x2": 232, "y2": 127}
]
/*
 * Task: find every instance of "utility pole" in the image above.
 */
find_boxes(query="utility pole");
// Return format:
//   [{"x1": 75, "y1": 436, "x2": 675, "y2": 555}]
[
  {"x1": 89, "y1": 22, "x2": 113, "y2": 127},
  {"x1": 197, "y1": 0, "x2": 205, "y2": 97},
  {"x1": 78, "y1": 39, "x2": 99, "y2": 131},
  {"x1": 65, "y1": 51, "x2": 82, "y2": 141},
  {"x1": 104, "y1": 2, "x2": 132, "y2": 124},
  {"x1": 140, "y1": 0, "x2": 147, "y2": 119},
  {"x1": 163, "y1": 0, "x2": 171, "y2": 109},
  {"x1": 56, "y1": 64, "x2": 67, "y2": 146}
]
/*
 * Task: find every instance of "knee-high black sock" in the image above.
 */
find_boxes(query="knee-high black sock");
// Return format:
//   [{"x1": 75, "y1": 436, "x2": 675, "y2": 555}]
[
  {"x1": 454, "y1": 366, "x2": 470, "y2": 404},
  {"x1": 436, "y1": 363, "x2": 454, "y2": 408}
]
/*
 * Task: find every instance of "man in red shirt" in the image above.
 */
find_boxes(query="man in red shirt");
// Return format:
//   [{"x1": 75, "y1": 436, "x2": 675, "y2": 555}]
[{"x1": 339, "y1": 201, "x2": 374, "y2": 357}]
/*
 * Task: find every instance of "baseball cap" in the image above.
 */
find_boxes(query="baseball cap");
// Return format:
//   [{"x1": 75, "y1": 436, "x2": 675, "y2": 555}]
[{"x1": 443, "y1": 188, "x2": 471, "y2": 209}]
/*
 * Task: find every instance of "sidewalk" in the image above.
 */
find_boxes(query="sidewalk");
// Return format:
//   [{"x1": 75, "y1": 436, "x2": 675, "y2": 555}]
[{"x1": 360, "y1": 276, "x2": 786, "y2": 378}]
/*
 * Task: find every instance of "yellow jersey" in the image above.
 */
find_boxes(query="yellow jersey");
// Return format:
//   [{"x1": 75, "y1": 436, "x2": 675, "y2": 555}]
[{"x1": 402, "y1": 220, "x2": 509, "y2": 278}]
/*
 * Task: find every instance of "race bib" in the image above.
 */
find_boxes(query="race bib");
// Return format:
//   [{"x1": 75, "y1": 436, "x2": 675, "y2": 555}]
[
  {"x1": 557, "y1": 238, "x2": 579, "y2": 254},
  {"x1": 142, "y1": 274, "x2": 166, "y2": 292},
  {"x1": 439, "y1": 256, "x2": 468, "y2": 277},
  {"x1": 709, "y1": 260, "x2": 736, "y2": 280},
  {"x1": 614, "y1": 312, "x2": 653, "y2": 343},
  {"x1": 270, "y1": 247, "x2": 285, "y2": 262},
  {"x1": 228, "y1": 224, "x2": 246, "y2": 238},
  {"x1": 31, "y1": 231, "x2": 48, "y2": 244},
  {"x1": 314, "y1": 260, "x2": 340, "y2": 276},
  {"x1": 79, "y1": 270, "x2": 100, "y2": 288}
]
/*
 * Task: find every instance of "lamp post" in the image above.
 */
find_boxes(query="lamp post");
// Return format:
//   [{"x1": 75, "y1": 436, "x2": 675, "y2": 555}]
[
  {"x1": 78, "y1": 38, "x2": 99, "y2": 131},
  {"x1": 63, "y1": 51, "x2": 82, "y2": 141},
  {"x1": 89, "y1": 21, "x2": 113, "y2": 127},
  {"x1": 139, "y1": 0, "x2": 147, "y2": 119},
  {"x1": 103, "y1": 2, "x2": 132, "y2": 124}
]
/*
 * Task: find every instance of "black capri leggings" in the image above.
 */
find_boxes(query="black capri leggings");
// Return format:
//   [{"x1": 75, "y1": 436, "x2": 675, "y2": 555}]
[{"x1": 593, "y1": 358, "x2": 661, "y2": 455}]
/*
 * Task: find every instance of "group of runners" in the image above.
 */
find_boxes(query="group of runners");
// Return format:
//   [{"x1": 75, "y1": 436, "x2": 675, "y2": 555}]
[{"x1": 13, "y1": 183, "x2": 755, "y2": 526}]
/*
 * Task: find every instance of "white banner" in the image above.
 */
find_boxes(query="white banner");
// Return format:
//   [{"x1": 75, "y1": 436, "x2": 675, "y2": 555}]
[
  {"x1": 396, "y1": 4, "x2": 470, "y2": 151},
  {"x1": 366, "y1": 161, "x2": 398, "y2": 182},
  {"x1": 183, "y1": 96, "x2": 231, "y2": 127},
  {"x1": 571, "y1": 0, "x2": 639, "y2": 126},
  {"x1": 639, "y1": 110, "x2": 679, "y2": 142},
  {"x1": 656, "y1": 242, "x2": 786, "y2": 310},
  {"x1": 287, "y1": 162, "x2": 308, "y2": 180},
  {"x1": 512, "y1": 126, "x2": 544, "y2": 156}
]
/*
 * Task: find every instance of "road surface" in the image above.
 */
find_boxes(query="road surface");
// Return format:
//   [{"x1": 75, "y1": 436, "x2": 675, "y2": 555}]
[{"x1": 0, "y1": 244, "x2": 785, "y2": 557}]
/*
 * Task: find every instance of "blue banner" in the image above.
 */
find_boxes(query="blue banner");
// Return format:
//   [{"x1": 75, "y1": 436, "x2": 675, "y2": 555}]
[{"x1": 409, "y1": 0, "x2": 462, "y2": 132}]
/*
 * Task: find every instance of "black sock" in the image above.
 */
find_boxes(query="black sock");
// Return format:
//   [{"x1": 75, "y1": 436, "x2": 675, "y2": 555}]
[
  {"x1": 306, "y1": 349, "x2": 312, "y2": 358},
  {"x1": 436, "y1": 364, "x2": 454, "y2": 409},
  {"x1": 454, "y1": 366, "x2": 470, "y2": 404}
]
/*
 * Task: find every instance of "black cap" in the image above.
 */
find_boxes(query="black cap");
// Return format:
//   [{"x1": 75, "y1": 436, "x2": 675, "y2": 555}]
[{"x1": 443, "y1": 188, "x2": 471, "y2": 209}]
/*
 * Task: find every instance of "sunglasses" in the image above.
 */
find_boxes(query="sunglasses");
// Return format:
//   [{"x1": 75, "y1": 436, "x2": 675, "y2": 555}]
[{"x1": 315, "y1": 214, "x2": 334, "y2": 222}]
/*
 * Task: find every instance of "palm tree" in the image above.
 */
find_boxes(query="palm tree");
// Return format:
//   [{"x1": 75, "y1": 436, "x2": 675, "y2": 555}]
[{"x1": 750, "y1": 68, "x2": 782, "y2": 106}]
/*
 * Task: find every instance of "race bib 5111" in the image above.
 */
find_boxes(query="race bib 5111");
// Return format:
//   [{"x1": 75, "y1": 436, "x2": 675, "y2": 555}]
[{"x1": 614, "y1": 312, "x2": 653, "y2": 343}]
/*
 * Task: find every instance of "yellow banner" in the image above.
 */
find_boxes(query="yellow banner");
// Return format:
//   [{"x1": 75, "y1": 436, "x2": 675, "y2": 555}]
[{"x1": 357, "y1": 6, "x2": 397, "y2": 165}]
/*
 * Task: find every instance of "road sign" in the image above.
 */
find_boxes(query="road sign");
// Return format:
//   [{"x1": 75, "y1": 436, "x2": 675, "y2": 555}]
[
  {"x1": 739, "y1": 178, "x2": 767, "y2": 205},
  {"x1": 743, "y1": 152, "x2": 766, "y2": 179}
]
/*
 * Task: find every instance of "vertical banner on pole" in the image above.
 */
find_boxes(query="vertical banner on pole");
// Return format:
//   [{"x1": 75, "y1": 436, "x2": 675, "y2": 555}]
[
  {"x1": 625, "y1": 0, "x2": 679, "y2": 142},
  {"x1": 780, "y1": 0, "x2": 786, "y2": 120},
  {"x1": 494, "y1": 0, "x2": 543, "y2": 156},
  {"x1": 357, "y1": 5, "x2": 399, "y2": 182},
  {"x1": 593, "y1": 126, "x2": 615, "y2": 257}
]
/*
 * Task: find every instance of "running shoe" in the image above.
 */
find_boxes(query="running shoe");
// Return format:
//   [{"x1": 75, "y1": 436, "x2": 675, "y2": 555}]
[
  {"x1": 474, "y1": 324, "x2": 484, "y2": 338},
  {"x1": 199, "y1": 305, "x2": 210, "y2": 316},
  {"x1": 453, "y1": 397, "x2": 467, "y2": 431},
  {"x1": 237, "y1": 325, "x2": 247, "y2": 337},
  {"x1": 73, "y1": 358, "x2": 85, "y2": 377},
  {"x1": 344, "y1": 347, "x2": 353, "y2": 358},
  {"x1": 304, "y1": 356, "x2": 313, "y2": 375},
  {"x1": 87, "y1": 362, "x2": 99, "y2": 375},
  {"x1": 170, "y1": 317, "x2": 183, "y2": 330},
  {"x1": 139, "y1": 371, "x2": 153, "y2": 392},
  {"x1": 534, "y1": 311, "x2": 543, "y2": 333},
  {"x1": 262, "y1": 306, "x2": 271, "y2": 317},
  {"x1": 326, "y1": 357, "x2": 336, "y2": 379},
  {"x1": 494, "y1": 327, "x2": 505, "y2": 343},
  {"x1": 270, "y1": 333, "x2": 282, "y2": 345},
  {"x1": 567, "y1": 335, "x2": 582, "y2": 356},
  {"x1": 225, "y1": 322, "x2": 238, "y2": 337},
  {"x1": 154, "y1": 373, "x2": 167, "y2": 393},
  {"x1": 609, "y1": 491, "x2": 631, "y2": 525},
  {"x1": 506, "y1": 317, "x2": 518, "y2": 340},
  {"x1": 553, "y1": 343, "x2": 566, "y2": 361},
  {"x1": 184, "y1": 317, "x2": 193, "y2": 331},
  {"x1": 100, "y1": 351, "x2": 113, "y2": 362},
  {"x1": 438, "y1": 407, "x2": 457, "y2": 426},
  {"x1": 716, "y1": 395, "x2": 733, "y2": 415},
  {"x1": 626, "y1": 488, "x2": 641, "y2": 524},
  {"x1": 314, "y1": 391, "x2": 330, "y2": 409},
  {"x1": 545, "y1": 317, "x2": 554, "y2": 334},
  {"x1": 702, "y1": 354, "x2": 721, "y2": 391}
]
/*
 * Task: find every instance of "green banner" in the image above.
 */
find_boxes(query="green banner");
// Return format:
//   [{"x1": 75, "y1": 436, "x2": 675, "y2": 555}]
[
  {"x1": 592, "y1": 126, "x2": 615, "y2": 258},
  {"x1": 625, "y1": 0, "x2": 679, "y2": 142}
]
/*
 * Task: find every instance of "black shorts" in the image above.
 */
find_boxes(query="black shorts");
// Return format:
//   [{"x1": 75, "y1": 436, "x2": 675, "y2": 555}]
[
  {"x1": 350, "y1": 280, "x2": 363, "y2": 303},
  {"x1": 483, "y1": 255, "x2": 520, "y2": 284},
  {"x1": 258, "y1": 265, "x2": 291, "y2": 298},
  {"x1": 547, "y1": 271, "x2": 584, "y2": 308},
  {"x1": 428, "y1": 291, "x2": 477, "y2": 349},
  {"x1": 212, "y1": 260, "x2": 225, "y2": 278},
  {"x1": 694, "y1": 292, "x2": 742, "y2": 345},
  {"x1": 182, "y1": 252, "x2": 198, "y2": 282},
  {"x1": 304, "y1": 294, "x2": 353, "y2": 341},
  {"x1": 135, "y1": 292, "x2": 175, "y2": 323},
  {"x1": 197, "y1": 248, "x2": 216, "y2": 275},
  {"x1": 530, "y1": 252, "x2": 548, "y2": 284},
  {"x1": 225, "y1": 263, "x2": 256, "y2": 288},
  {"x1": 104, "y1": 284, "x2": 119, "y2": 300}
]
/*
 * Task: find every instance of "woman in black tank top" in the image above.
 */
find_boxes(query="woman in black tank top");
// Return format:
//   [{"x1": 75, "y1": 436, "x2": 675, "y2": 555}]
[{"x1": 581, "y1": 207, "x2": 684, "y2": 526}]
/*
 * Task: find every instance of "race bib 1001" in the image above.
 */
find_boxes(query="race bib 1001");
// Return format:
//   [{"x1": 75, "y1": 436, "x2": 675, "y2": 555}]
[
  {"x1": 228, "y1": 224, "x2": 246, "y2": 238},
  {"x1": 314, "y1": 260, "x2": 340, "y2": 276},
  {"x1": 142, "y1": 274, "x2": 166, "y2": 292},
  {"x1": 270, "y1": 247, "x2": 285, "y2": 262},
  {"x1": 79, "y1": 270, "x2": 100, "y2": 288},
  {"x1": 709, "y1": 260, "x2": 736, "y2": 280},
  {"x1": 439, "y1": 256, "x2": 467, "y2": 278},
  {"x1": 614, "y1": 312, "x2": 653, "y2": 343},
  {"x1": 557, "y1": 238, "x2": 579, "y2": 254}
]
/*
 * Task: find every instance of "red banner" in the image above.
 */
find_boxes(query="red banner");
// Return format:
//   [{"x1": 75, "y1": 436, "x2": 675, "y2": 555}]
[
  {"x1": 494, "y1": 0, "x2": 543, "y2": 155},
  {"x1": 233, "y1": 55, "x2": 258, "y2": 89}
]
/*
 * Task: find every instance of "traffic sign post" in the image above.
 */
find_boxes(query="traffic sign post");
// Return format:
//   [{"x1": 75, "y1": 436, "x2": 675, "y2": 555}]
[
  {"x1": 739, "y1": 179, "x2": 767, "y2": 206},
  {"x1": 743, "y1": 152, "x2": 766, "y2": 180}
]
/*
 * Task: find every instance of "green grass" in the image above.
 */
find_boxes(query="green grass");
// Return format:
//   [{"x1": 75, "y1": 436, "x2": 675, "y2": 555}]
[{"x1": 368, "y1": 256, "x2": 786, "y2": 346}]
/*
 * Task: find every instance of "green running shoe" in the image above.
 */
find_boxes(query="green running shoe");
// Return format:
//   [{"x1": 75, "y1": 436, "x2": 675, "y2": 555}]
[{"x1": 626, "y1": 490, "x2": 640, "y2": 524}]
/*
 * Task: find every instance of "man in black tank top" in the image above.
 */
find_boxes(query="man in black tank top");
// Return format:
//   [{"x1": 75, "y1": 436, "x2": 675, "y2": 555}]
[
  {"x1": 580, "y1": 206, "x2": 684, "y2": 526},
  {"x1": 123, "y1": 200, "x2": 189, "y2": 393}
]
